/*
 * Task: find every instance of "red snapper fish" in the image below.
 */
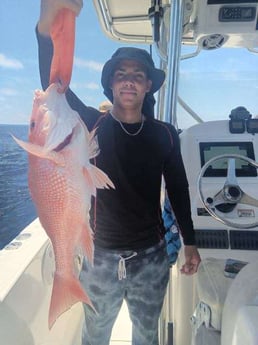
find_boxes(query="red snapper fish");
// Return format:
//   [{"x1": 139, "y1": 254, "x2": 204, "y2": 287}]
[{"x1": 13, "y1": 83, "x2": 114, "y2": 329}]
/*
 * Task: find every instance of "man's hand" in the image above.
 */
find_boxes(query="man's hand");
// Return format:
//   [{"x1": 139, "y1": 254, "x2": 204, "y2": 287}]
[
  {"x1": 38, "y1": 0, "x2": 83, "y2": 36},
  {"x1": 180, "y1": 245, "x2": 201, "y2": 275}
]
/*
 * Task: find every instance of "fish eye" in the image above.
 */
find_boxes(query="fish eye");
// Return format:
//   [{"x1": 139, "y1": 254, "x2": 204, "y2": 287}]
[{"x1": 30, "y1": 121, "x2": 35, "y2": 130}]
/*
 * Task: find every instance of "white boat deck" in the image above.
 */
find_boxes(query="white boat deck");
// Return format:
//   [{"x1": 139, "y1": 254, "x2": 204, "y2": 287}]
[
  {"x1": 110, "y1": 301, "x2": 132, "y2": 345},
  {"x1": 0, "y1": 220, "x2": 132, "y2": 345}
]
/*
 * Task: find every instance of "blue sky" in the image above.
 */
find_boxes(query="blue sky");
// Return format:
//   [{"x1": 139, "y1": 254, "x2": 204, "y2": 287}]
[
  {"x1": 0, "y1": 1, "x2": 258, "y2": 126},
  {"x1": 0, "y1": 0, "x2": 139, "y2": 125}
]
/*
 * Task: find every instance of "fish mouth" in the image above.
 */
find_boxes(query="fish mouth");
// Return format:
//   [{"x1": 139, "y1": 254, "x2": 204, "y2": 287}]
[{"x1": 53, "y1": 128, "x2": 75, "y2": 152}]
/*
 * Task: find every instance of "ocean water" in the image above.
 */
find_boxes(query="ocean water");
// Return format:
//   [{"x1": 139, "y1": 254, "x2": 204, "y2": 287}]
[{"x1": 0, "y1": 124, "x2": 37, "y2": 249}]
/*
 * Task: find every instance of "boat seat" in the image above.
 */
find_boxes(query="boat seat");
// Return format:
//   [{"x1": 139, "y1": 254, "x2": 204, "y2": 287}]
[
  {"x1": 194, "y1": 257, "x2": 233, "y2": 331},
  {"x1": 191, "y1": 258, "x2": 258, "y2": 345},
  {"x1": 221, "y1": 260, "x2": 258, "y2": 345}
]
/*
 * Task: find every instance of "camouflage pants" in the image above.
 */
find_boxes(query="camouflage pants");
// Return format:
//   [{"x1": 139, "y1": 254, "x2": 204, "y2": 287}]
[{"x1": 80, "y1": 241, "x2": 170, "y2": 345}]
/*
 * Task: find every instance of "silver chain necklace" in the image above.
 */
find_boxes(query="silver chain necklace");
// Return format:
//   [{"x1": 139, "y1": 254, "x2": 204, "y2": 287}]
[{"x1": 110, "y1": 112, "x2": 144, "y2": 136}]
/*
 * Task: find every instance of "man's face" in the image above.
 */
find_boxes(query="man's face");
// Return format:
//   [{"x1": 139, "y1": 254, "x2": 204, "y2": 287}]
[{"x1": 110, "y1": 59, "x2": 152, "y2": 110}]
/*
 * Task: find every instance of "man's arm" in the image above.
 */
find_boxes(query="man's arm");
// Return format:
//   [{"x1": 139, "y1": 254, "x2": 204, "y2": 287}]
[
  {"x1": 163, "y1": 125, "x2": 195, "y2": 244},
  {"x1": 36, "y1": 0, "x2": 100, "y2": 130},
  {"x1": 163, "y1": 125, "x2": 201, "y2": 274}
]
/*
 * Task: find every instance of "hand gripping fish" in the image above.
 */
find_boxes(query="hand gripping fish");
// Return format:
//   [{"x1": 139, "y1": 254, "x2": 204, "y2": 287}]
[{"x1": 13, "y1": 83, "x2": 114, "y2": 329}]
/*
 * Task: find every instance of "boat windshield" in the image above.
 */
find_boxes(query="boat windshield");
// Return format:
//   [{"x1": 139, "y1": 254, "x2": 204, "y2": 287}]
[{"x1": 177, "y1": 46, "x2": 258, "y2": 129}]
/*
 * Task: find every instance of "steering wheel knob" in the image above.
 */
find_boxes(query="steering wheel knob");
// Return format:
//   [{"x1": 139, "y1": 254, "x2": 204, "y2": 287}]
[{"x1": 224, "y1": 185, "x2": 241, "y2": 202}]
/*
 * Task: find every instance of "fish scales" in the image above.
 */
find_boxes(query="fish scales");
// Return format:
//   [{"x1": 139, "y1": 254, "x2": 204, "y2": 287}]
[{"x1": 13, "y1": 83, "x2": 114, "y2": 329}]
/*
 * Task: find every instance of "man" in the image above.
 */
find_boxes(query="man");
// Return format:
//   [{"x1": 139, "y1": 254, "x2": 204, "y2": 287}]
[{"x1": 37, "y1": 1, "x2": 201, "y2": 344}]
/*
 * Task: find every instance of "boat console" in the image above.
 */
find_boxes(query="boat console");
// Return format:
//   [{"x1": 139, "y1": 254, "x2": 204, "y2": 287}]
[{"x1": 169, "y1": 117, "x2": 258, "y2": 345}]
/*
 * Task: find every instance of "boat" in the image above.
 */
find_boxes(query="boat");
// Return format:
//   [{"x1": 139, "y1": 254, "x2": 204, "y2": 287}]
[{"x1": 1, "y1": 0, "x2": 258, "y2": 344}]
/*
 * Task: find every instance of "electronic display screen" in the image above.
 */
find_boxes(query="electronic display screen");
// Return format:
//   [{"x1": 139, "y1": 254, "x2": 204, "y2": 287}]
[
  {"x1": 200, "y1": 142, "x2": 257, "y2": 177},
  {"x1": 219, "y1": 6, "x2": 256, "y2": 21}
]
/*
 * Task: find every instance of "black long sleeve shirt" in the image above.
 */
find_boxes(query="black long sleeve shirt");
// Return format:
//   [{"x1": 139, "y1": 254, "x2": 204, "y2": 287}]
[{"x1": 36, "y1": 28, "x2": 196, "y2": 249}]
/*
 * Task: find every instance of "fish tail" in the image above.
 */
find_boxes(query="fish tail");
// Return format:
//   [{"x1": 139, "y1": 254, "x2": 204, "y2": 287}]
[
  {"x1": 48, "y1": 272, "x2": 95, "y2": 329},
  {"x1": 50, "y1": 8, "x2": 76, "y2": 92}
]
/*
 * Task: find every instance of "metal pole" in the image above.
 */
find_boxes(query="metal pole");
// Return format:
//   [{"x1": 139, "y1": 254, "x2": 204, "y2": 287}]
[
  {"x1": 163, "y1": 1, "x2": 185, "y2": 343},
  {"x1": 164, "y1": 0, "x2": 185, "y2": 128}
]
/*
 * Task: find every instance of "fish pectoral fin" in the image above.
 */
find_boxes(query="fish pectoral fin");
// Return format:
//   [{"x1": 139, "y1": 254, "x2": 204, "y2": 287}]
[
  {"x1": 12, "y1": 135, "x2": 65, "y2": 166},
  {"x1": 83, "y1": 165, "x2": 115, "y2": 196},
  {"x1": 48, "y1": 273, "x2": 95, "y2": 329}
]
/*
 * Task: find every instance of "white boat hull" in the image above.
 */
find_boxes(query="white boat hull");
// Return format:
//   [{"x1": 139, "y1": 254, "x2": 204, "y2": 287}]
[{"x1": 0, "y1": 219, "x2": 84, "y2": 345}]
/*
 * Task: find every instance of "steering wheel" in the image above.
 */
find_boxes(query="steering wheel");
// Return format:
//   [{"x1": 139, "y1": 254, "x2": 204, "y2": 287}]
[{"x1": 198, "y1": 154, "x2": 258, "y2": 228}]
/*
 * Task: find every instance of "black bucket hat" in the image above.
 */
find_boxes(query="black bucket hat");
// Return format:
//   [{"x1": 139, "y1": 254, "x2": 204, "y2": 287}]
[{"x1": 101, "y1": 47, "x2": 166, "y2": 103}]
